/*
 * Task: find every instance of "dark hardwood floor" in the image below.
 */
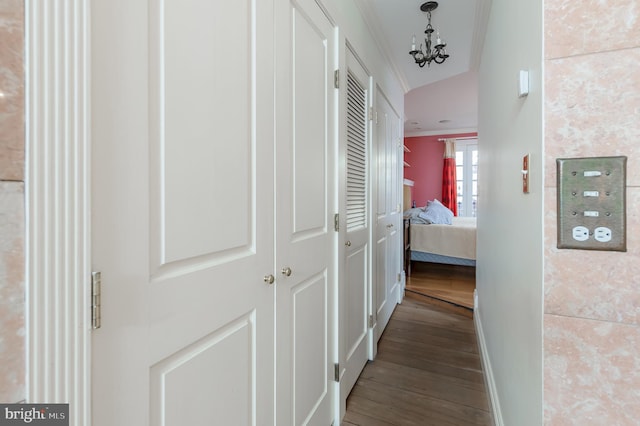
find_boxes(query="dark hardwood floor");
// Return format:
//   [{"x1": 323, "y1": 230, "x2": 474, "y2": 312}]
[
  {"x1": 342, "y1": 293, "x2": 492, "y2": 426},
  {"x1": 405, "y1": 262, "x2": 476, "y2": 316}
]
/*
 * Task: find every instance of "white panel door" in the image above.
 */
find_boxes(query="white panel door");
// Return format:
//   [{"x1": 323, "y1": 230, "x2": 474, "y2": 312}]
[
  {"x1": 373, "y1": 89, "x2": 401, "y2": 343},
  {"x1": 337, "y1": 49, "x2": 371, "y2": 404},
  {"x1": 274, "y1": 0, "x2": 336, "y2": 424},
  {"x1": 390, "y1": 107, "x2": 404, "y2": 303},
  {"x1": 91, "y1": 1, "x2": 275, "y2": 425}
]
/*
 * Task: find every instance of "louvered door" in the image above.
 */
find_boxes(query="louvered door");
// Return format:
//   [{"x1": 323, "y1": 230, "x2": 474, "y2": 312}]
[
  {"x1": 346, "y1": 71, "x2": 367, "y2": 232},
  {"x1": 338, "y1": 49, "x2": 371, "y2": 410}
]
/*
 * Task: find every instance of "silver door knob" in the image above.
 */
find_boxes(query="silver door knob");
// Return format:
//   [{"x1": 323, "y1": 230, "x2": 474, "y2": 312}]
[
  {"x1": 345, "y1": 241, "x2": 351, "y2": 246},
  {"x1": 281, "y1": 267, "x2": 292, "y2": 276},
  {"x1": 263, "y1": 274, "x2": 275, "y2": 285}
]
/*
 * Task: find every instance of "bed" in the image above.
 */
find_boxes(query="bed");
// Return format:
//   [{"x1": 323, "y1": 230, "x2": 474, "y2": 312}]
[{"x1": 409, "y1": 216, "x2": 477, "y2": 268}]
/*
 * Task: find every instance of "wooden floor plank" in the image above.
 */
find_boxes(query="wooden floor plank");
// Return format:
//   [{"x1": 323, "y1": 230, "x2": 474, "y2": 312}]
[
  {"x1": 381, "y1": 323, "x2": 479, "y2": 354},
  {"x1": 350, "y1": 378, "x2": 491, "y2": 426},
  {"x1": 406, "y1": 262, "x2": 476, "y2": 310},
  {"x1": 373, "y1": 351, "x2": 486, "y2": 392},
  {"x1": 378, "y1": 333, "x2": 483, "y2": 371},
  {"x1": 343, "y1": 295, "x2": 491, "y2": 426},
  {"x1": 341, "y1": 411, "x2": 396, "y2": 426},
  {"x1": 357, "y1": 359, "x2": 488, "y2": 410}
]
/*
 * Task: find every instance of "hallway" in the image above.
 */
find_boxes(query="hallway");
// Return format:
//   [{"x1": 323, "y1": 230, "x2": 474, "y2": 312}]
[{"x1": 343, "y1": 293, "x2": 491, "y2": 425}]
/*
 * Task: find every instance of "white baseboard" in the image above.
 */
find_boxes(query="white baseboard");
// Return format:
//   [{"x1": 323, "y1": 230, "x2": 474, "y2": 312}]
[{"x1": 474, "y1": 294, "x2": 504, "y2": 426}]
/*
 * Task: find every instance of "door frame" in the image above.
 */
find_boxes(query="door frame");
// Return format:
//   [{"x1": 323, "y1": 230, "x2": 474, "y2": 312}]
[{"x1": 25, "y1": 1, "x2": 92, "y2": 424}]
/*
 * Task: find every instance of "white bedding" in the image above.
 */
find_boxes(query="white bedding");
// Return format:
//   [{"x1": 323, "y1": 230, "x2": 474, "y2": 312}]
[{"x1": 410, "y1": 217, "x2": 476, "y2": 260}]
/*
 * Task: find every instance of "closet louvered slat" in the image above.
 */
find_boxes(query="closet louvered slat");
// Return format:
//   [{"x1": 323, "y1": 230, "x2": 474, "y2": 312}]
[{"x1": 346, "y1": 71, "x2": 367, "y2": 231}]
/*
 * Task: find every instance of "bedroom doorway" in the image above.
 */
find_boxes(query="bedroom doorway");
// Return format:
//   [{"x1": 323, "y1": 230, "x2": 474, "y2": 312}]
[{"x1": 402, "y1": 136, "x2": 478, "y2": 315}]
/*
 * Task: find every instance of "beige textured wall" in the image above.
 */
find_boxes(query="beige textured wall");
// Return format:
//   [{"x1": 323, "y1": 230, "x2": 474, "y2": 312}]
[
  {"x1": 0, "y1": 0, "x2": 25, "y2": 402},
  {"x1": 544, "y1": 0, "x2": 640, "y2": 423}
]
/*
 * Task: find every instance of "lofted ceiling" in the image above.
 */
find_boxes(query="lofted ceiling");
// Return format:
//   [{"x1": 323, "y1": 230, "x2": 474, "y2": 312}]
[{"x1": 355, "y1": 0, "x2": 491, "y2": 136}]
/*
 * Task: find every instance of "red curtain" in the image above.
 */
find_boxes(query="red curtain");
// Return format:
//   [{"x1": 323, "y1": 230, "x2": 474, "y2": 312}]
[{"x1": 442, "y1": 157, "x2": 458, "y2": 216}]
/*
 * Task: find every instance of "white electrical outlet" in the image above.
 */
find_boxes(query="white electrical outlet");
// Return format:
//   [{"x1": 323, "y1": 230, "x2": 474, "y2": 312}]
[
  {"x1": 594, "y1": 227, "x2": 612, "y2": 242},
  {"x1": 572, "y1": 226, "x2": 589, "y2": 242}
]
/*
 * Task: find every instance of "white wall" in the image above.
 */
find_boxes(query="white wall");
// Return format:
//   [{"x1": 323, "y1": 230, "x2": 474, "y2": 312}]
[
  {"x1": 321, "y1": 0, "x2": 404, "y2": 111},
  {"x1": 476, "y1": 0, "x2": 543, "y2": 424}
]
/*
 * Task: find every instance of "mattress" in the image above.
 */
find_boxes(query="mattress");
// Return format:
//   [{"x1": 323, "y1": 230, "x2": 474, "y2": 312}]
[{"x1": 410, "y1": 216, "x2": 477, "y2": 261}]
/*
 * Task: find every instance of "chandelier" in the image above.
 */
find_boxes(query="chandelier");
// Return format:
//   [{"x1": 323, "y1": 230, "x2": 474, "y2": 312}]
[{"x1": 409, "y1": 1, "x2": 449, "y2": 67}]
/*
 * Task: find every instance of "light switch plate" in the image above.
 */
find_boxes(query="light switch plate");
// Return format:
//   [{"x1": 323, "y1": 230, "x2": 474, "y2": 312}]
[
  {"x1": 522, "y1": 154, "x2": 530, "y2": 193},
  {"x1": 518, "y1": 70, "x2": 529, "y2": 98},
  {"x1": 557, "y1": 156, "x2": 627, "y2": 251}
]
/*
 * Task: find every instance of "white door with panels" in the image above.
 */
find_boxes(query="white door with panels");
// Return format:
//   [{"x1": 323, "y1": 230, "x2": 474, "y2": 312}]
[
  {"x1": 373, "y1": 89, "x2": 402, "y2": 345},
  {"x1": 274, "y1": 0, "x2": 336, "y2": 424},
  {"x1": 91, "y1": 1, "x2": 276, "y2": 425},
  {"x1": 337, "y1": 48, "x2": 371, "y2": 407}
]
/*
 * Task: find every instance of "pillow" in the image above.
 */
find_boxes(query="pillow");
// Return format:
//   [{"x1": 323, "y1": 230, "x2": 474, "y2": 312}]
[
  {"x1": 418, "y1": 199, "x2": 453, "y2": 225},
  {"x1": 403, "y1": 207, "x2": 425, "y2": 219},
  {"x1": 410, "y1": 216, "x2": 430, "y2": 224}
]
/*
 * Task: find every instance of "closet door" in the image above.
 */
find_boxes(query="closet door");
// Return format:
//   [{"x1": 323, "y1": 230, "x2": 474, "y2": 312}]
[
  {"x1": 91, "y1": 1, "x2": 276, "y2": 425},
  {"x1": 337, "y1": 49, "x2": 371, "y2": 404},
  {"x1": 373, "y1": 89, "x2": 402, "y2": 344},
  {"x1": 274, "y1": 0, "x2": 336, "y2": 424}
]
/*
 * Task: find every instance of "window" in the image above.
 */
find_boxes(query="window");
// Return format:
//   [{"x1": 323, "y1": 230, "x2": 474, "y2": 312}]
[{"x1": 455, "y1": 141, "x2": 478, "y2": 217}]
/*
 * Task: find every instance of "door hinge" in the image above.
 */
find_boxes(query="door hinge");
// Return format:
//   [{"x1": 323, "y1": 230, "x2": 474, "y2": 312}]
[
  {"x1": 368, "y1": 314, "x2": 374, "y2": 328},
  {"x1": 334, "y1": 363, "x2": 340, "y2": 382},
  {"x1": 334, "y1": 69, "x2": 340, "y2": 89},
  {"x1": 369, "y1": 107, "x2": 374, "y2": 121},
  {"x1": 334, "y1": 213, "x2": 339, "y2": 232},
  {"x1": 397, "y1": 273, "x2": 402, "y2": 282},
  {"x1": 91, "y1": 271, "x2": 102, "y2": 330}
]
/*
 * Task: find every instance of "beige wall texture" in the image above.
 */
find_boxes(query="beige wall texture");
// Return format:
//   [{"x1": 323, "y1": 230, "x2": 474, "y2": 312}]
[
  {"x1": 544, "y1": 0, "x2": 640, "y2": 423},
  {"x1": 0, "y1": 0, "x2": 25, "y2": 403}
]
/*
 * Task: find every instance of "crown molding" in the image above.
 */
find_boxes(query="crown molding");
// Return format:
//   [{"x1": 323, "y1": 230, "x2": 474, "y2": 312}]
[
  {"x1": 353, "y1": 0, "x2": 410, "y2": 93},
  {"x1": 469, "y1": 0, "x2": 493, "y2": 70}
]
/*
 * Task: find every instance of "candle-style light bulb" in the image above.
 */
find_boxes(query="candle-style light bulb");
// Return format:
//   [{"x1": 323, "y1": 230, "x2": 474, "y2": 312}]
[{"x1": 411, "y1": 34, "x2": 416, "y2": 51}]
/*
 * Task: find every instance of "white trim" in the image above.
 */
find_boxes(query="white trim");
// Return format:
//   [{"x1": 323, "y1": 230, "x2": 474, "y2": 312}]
[
  {"x1": 352, "y1": 0, "x2": 410, "y2": 93},
  {"x1": 453, "y1": 138, "x2": 479, "y2": 146},
  {"x1": 455, "y1": 142, "x2": 478, "y2": 217},
  {"x1": 404, "y1": 127, "x2": 478, "y2": 137},
  {"x1": 474, "y1": 293, "x2": 504, "y2": 426},
  {"x1": 469, "y1": 0, "x2": 492, "y2": 71},
  {"x1": 25, "y1": 1, "x2": 91, "y2": 425},
  {"x1": 438, "y1": 136, "x2": 479, "y2": 143}
]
